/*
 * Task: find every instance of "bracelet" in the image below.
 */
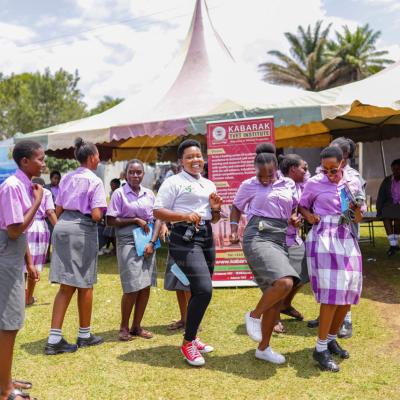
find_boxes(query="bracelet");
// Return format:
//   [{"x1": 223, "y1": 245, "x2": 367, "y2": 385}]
[
  {"x1": 230, "y1": 221, "x2": 239, "y2": 225},
  {"x1": 149, "y1": 240, "x2": 156, "y2": 246},
  {"x1": 211, "y1": 208, "x2": 221, "y2": 212}
]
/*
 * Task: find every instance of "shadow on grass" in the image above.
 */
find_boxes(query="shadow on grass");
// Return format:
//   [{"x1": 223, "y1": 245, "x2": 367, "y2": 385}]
[
  {"x1": 234, "y1": 321, "x2": 316, "y2": 338},
  {"x1": 21, "y1": 338, "x2": 48, "y2": 356},
  {"x1": 118, "y1": 345, "x2": 321, "y2": 379}
]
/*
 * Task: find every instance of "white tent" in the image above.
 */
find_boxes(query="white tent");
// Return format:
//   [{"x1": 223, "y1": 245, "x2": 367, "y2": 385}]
[{"x1": 18, "y1": 0, "x2": 317, "y2": 160}]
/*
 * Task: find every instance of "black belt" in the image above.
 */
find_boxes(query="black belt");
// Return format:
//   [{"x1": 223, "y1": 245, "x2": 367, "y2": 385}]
[{"x1": 171, "y1": 221, "x2": 211, "y2": 229}]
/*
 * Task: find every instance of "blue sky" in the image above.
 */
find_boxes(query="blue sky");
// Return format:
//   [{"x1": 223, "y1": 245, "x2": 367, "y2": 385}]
[{"x1": 0, "y1": 0, "x2": 399, "y2": 107}]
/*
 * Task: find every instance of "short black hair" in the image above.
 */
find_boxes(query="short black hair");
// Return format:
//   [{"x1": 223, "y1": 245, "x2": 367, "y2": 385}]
[
  {"x1": 279, "y1": 154, "x2": 302, "y2": 176},
  {"x1": 256, "y1": 143, "x2": 276, "y2": 155},
  {"x1": 74, "y1": 137, "x2": 98, "y2": 163},
  {"x1": 125, "y1": 159, "x2": 144, "y2": 175},
  {"x1": 320, "y1": 146, "x2": 343, "y2": 161},
  {"x1": 110, "y1": 178, "x2": 121, "y2": 187},
  {"x1": 50, "y1": 170, "x2": 61, "y2": 179},
  {"x1": 177, "y1": 139, "x2": 201, "y2": 159},
  {"x1": 331, "y1": 137, "x2": 350, "y2": 157},
  {"x1": 12, "y1": 140, "x2": 43, "y2": 167},
  {"x1": 32, "y1": 177, "x2": 45, "y2": 186},
  {"x1": 391, "y1": 159, "x2": 400, "y2": 167}
]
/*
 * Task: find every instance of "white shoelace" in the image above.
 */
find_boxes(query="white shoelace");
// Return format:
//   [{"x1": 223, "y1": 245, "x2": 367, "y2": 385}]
[{"x1": 187, "y1": 341, "x2": 201, "y2": 359}]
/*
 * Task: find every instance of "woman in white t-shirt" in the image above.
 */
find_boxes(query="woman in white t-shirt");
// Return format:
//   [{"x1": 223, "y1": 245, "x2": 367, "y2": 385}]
[{"x1": 154, "y1": 139, "x2": 222, "y2": 367}]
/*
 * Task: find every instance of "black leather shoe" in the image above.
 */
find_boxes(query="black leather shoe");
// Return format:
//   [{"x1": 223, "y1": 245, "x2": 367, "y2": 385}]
[
  {"x1": 338, "y1": 321, "x2": 352, "y2": 339},
  {"x1": 45, "y1": 338, "x2": 78, "y2": 355},
  {"x1": 313, "y1": 349, "x2": 340, "y2": 372},
  {"x1": 328, "y1": 340, "x2": 350, "y2": 359},
  {"x1": 77, "y1": 333, "x2": 104, "y2": 348},
  {"x1": 387, "y1": 246, "x2": 399, "y2": 257},
  {"x1": 307, "y1": 317, "x2": 319, "y2": 328}
]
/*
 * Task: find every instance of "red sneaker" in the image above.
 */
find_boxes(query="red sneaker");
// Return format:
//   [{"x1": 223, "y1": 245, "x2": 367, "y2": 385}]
[
  {"x1": 194, "y1": 337, "x2": 214, "y2": 353},
  {"x1": 181, "y1": 341, "x2": 205, "y2": 366}
]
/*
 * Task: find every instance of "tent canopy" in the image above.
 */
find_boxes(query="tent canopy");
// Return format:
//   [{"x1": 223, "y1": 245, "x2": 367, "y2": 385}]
[{"x1": 17, "y1": 0, "x2": 329, "y2": 159}]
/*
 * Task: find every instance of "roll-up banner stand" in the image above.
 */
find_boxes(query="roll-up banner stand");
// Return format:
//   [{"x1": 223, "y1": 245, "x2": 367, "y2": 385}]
[{"x1": 206, "y1": 116, "x2": 275, "y2": 287}]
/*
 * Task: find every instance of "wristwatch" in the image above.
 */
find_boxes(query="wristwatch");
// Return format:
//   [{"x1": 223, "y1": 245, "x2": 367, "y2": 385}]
[{"x1": 149, "y1": 240, "x2": 157, "y2": 246}]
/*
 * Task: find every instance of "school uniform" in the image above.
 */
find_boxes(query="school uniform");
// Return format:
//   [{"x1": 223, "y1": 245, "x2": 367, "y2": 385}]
[
  {"x1": 233, "y1": 176, "x2": 300, "y2": 292},
  {"x1": 0, "y1": 169, "x2": 34, "y2": 330},
  {"x1": 107, "y1": 184, "x2": 157, "y2": 293},
  {"x1": 376, "y1": 175, "x2": 400, "y2": 219},
  {"x1": 25, "y1": 188, "x2": 54, "y2": 272},
  {"x1": 49, "y1": 167, "x2": 107, "y2": 289},
  {"x1": 154, "y1": 170, "x2": 216, "y2": 342},
  {"x1": 300, "y1": 173, "x2": 365, "y2": 305},
  {"x1": 286, "y1": 182, "x2": 309, "y2": 285}
]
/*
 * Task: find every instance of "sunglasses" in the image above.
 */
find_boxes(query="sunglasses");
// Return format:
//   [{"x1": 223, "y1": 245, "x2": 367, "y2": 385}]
[{"x1": 321, "y1": 168, "x2": 340, "y2": 175}]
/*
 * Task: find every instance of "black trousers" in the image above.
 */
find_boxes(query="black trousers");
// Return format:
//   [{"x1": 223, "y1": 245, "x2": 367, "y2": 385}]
[{"x1": 169, "y1": 223, "x2": 215, "y2": 341}]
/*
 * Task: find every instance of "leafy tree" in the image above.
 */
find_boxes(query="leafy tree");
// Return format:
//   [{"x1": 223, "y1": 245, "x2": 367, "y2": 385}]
[
  {"x1": 0, "y1": 68, "x2": 87, "y2": 137},
  {"x1": 259, "y1": 21, "x2": 340, "y2": 91},
  {"x1": 45, "y1": 156, "x2": 79, "y2": 173},
  {"x1": 89, "y1": 95, "x2": 123, "y2": 116},
  {"x1": 260, "y1": 21, "x2": 394, "y2": 91},
  {"x1": 326, "y1": 24, "x2": 394, "y2": 85}
]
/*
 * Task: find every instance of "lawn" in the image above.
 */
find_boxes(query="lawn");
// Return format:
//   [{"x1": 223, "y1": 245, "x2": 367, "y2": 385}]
[{"x1": 14, "y1": 227, "x2": 400, "y2": 400}]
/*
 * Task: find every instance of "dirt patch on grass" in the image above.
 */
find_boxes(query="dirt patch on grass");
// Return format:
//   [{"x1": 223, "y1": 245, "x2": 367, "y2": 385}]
[{"x1": 363, "y1": 266, "x2": 400, "y2": 358}]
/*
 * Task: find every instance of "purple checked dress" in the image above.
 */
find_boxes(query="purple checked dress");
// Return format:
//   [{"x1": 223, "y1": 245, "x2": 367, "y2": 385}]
[{"x1": 300, "y1": 173, "x2": 364, "y2": 305}]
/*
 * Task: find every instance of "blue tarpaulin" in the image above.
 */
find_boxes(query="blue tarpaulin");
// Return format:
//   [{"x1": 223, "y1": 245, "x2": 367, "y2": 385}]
[{"x1": 0, "y1": 138, "x2": 17, "y2": 185}]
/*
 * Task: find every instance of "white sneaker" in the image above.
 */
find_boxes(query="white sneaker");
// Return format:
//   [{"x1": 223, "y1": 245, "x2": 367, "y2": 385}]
[
  {"x1": 255, "y1": 346, "x2": 286, "y2": 364},
  {"x1": 245, "y1": 311, "x2": 262, "y2": 342}
]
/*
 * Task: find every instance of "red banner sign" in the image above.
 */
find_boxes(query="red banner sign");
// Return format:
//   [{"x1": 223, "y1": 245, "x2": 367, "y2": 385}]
[{"x1": 207, "y1": 117, "x2": 275, "y2": 286}]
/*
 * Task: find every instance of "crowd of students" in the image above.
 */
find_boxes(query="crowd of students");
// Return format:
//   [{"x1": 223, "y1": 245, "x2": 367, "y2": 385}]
[{"x1": 0, "y1": 135, "x2": 399, "y2": 399}]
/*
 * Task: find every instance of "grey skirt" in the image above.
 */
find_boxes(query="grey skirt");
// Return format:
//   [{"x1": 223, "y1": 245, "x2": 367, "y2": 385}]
[
  {"x1": 49, "y1": 210, "x2": 98, "y2": 289},
  {"x1": 116, "y1": 225, "x2": 157, "y2": 294},
  {"x1": 0, "y1": 230, "x2": 26, "y2": 330},
  {"x1": 288, "y1": 242, "x2": 309, "y2": 285},
  {"x1": 164, "y1": 253, "x2": 190, "y2": 292},
  {"x1": 243, "y1": 216, "x2": 300, "y2": 292}
]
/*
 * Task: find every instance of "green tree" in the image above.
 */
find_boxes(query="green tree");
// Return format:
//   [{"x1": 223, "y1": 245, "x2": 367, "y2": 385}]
[
  {"x1": 89, "y1": 95, "x2": 123, "y2": 116},
  {"x1": 45, "y1": 156, "x2": 79, "y2": 173},
  {"x1": 259, "y1": 21, "x2": 340, "y2": 91},
  {"x1": 326, "y1": 24, "x2": 394, "y2": 85},
  {"x1": 0, "y1": 68, "x2": 87, "y2": 137}
]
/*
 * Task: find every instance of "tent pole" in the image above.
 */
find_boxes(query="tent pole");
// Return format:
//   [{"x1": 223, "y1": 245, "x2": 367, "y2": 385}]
[{"x1": 380, "y1": 140, "x2": 387, "y2": 177}]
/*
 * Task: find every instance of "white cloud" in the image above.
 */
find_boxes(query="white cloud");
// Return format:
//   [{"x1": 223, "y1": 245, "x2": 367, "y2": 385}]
[
  {"x1": 0, "y1": 22, "x2": 36, "y2": 43},
  {"x1": 0, "y1": 0, "x2": 398, "y2": 111}
]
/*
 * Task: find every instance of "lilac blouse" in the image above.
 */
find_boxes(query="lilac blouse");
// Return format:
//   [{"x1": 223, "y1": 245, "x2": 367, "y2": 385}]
[
  {"x1": 55, "y1": 167, "x2": 107, "y2": 214},
  {"x1": 0, "y1": 169, "x2": 33, "y2": 230},
  {"x1": 107, "y1": 184, "x2": 155, "y2": 223},
  {"x1": 233, "y1": 176, "x2": 297, "y2": 221}
]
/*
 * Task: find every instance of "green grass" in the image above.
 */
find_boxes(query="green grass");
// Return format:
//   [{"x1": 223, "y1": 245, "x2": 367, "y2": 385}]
[{"x1": 14, "y1": 227, "x2": 400, "y2": 400}]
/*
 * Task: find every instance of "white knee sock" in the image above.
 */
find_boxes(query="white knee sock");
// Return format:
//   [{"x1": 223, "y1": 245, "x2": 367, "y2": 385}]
[
  {"x1": 316, "y1": 338, "x2": 328, "y2": 352},
  {"x1": 388, "y1": 234, "x2": 397, "y2": 246},
  {"x1": 394, "y1": 234, "x2": 399, "y2": 245},
  {"x1": 48, "y1": 329, "x2": 62, "y2": 344},
  {"x1": 327, "y1": 334, "x2": 337, "y2": 343},
  {"x1": 344, "y1": 311, "x2": 352, "y2": 323},
  {"x1": 78, "y1": 326, "x2": 91, "y2": 339}
]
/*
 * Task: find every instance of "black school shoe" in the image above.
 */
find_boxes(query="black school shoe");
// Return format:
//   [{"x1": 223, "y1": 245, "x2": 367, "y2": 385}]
[
  {"x1": 338, "y1": 321, "x2": 353, "y2": 339},
  {"x1": 313, "y1": 349, "x2": 340, "y2": 372},
  {"x1": 387, "y1": 245, "x2": 400, "y2": 257},
  {"x1": 307, "y1": 316, "x2": 319, "y2": 328},
  {"x1": 77, "y1": 333, "x2": 104, "y2": 348},
  {"x1": 328, "y1": 340, "x2": 350, "y2": 359},
  {"x1": 44, "y1": 338, "x2": 78, "y2": 355}
]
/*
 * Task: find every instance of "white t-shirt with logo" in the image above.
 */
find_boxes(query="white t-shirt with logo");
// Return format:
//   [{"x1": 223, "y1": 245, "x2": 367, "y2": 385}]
[{"x1": 154, "y1": 170, "x2": 216, "y2": 220}]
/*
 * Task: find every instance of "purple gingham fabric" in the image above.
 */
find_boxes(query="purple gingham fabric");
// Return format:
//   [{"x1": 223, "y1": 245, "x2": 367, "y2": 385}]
[
  {"x1": 305, "y1": 215, "x2": 362, "y2": 305},
  {"x1": 26, "y1": 219, "x2": 50, "y2": 271}
]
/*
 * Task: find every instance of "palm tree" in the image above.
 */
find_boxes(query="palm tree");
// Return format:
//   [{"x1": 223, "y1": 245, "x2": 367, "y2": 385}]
[
  {"x1": 326, "y1": 24, "x2": 394, "y2": 85},
  {"x1": 259, "y1": 21, "x2": 341, "y2": 91}
]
